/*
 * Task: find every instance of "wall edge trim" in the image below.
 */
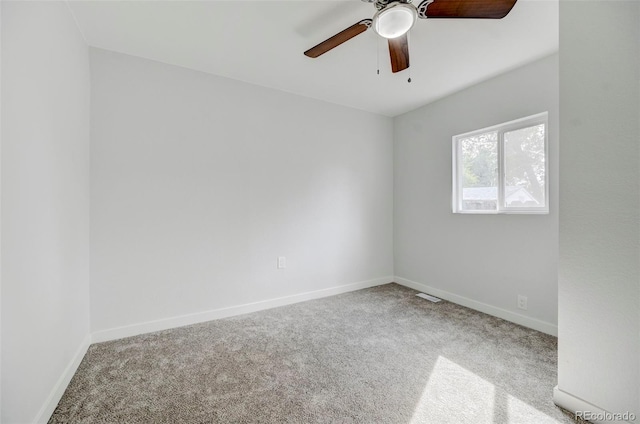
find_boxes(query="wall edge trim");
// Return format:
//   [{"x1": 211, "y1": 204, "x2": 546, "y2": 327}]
[
  {"x1": 34, "y1": 333, "x2": 91, "y2": 424},
  {"x1": 91, "y1": 276, "x2": 394, "y2": 344},
  {"x1": 394, "y1": 276, "x2": 558, "y2": 336},
  {"x1": 553, "y1": 386, "x2": 632, "y2": 424}
]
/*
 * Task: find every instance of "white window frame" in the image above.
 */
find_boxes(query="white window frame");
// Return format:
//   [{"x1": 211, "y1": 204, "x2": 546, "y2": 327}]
[{"x1": 452, "y1": 112, "x2": 549, "y2": 214}]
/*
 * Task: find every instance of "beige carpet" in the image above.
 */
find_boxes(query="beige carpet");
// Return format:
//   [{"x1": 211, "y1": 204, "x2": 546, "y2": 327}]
[{"x1": 50, "y1": 283, "x2": 581, "y2": 423}]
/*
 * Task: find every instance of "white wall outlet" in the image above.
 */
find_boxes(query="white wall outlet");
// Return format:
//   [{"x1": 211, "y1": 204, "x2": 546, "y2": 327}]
[
  {"x1": 517, "y1": 295, "x2": 528, "y2": 310},
  {"x1": 277, "y1": 256, "x2": 286, "y2": 269}
]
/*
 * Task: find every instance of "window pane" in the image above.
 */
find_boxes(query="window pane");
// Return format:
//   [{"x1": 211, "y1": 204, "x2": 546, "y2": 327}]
[
  {"x1": 460, "y1": 132, "x2": 498, "y2": 211},
  {"x1": 503, "y1": 124, "x2": 546, "y2": 208}
]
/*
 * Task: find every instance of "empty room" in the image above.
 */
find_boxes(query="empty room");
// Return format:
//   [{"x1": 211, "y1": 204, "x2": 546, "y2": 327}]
[{"x1": 1, "y1": 0, "x2": 638, "y2": 423}]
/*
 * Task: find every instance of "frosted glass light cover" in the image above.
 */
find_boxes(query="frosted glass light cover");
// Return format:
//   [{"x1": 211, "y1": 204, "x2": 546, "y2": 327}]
[{"x1": 373, "y1": 4, "x2": 417, "y2": 39}]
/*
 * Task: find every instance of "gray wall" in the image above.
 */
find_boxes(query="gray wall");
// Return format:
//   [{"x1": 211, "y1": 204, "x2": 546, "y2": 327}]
[
  {"x1": 89, "y1": 49, "x2": 394, "y2": 334},
  {"x1": 394, "y1": 54, "x2": 559, "y2": 333},
  {"x1": 557, "y1": 1, "x2": 639, "y2": 420},
  {"x1": 1, "y1": 2, "x2": 91, "y2": 422}
]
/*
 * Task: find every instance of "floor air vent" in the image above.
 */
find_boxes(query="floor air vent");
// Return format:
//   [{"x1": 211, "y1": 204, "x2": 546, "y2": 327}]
[{"x1": 416, "y1": 293, "x2": 442, "y2": 303}]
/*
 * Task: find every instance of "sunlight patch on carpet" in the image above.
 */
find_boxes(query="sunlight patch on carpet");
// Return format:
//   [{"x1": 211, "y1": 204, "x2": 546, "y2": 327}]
[
  {"x1": 410, "y1": 356, "x2": 496, "y2": 423},
  {"x1": 410, "y1": 356, "x2": 566, "y2": 424}
]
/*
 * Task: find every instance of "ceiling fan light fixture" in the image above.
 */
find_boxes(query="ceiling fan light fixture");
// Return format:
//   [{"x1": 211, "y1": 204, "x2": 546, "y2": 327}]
[{"x1": 373, "y1": 3, "x2": 417, "y2": 39}]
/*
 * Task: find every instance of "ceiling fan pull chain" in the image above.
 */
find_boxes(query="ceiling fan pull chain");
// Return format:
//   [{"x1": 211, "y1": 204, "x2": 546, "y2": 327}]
[
  {"x1": 407, "y1": 31, "x2": 412, "y2": 83},
  {"x1": 377, "y1": 35, "x2": 380, "y2": 75}
]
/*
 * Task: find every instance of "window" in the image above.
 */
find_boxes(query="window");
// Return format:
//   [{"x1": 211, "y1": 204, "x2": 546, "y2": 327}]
[{"x1": 452, "y1": 112, "x2": 548, "y2": 214}]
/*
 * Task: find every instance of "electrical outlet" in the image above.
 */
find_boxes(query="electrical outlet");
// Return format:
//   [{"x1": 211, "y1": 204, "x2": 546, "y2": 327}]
[
  {"x1": 277, "y1": 256, "x2": 286, "y2": 269},
  {"x1": 517, "y1": 295, "x2": 528, "y2": 310}
]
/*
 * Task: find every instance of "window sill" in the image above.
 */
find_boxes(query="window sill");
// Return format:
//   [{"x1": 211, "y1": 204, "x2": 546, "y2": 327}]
[{"x1": 453, "y1": 209, "x2": 549, "y2": 215}]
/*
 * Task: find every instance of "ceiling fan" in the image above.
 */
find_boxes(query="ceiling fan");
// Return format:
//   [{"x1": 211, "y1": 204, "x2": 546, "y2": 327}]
[{"x1": 304, "y1": 0, "x2": 518, "y2": 73}]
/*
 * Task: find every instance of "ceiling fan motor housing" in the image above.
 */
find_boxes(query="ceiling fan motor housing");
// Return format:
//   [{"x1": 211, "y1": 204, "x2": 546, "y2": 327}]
[
  {"x1": 361, "y1": 0, "x2": 414, "y2": 11},
  {"x1": 362, "y1": 0, "x2": 436, "y2": 19}
]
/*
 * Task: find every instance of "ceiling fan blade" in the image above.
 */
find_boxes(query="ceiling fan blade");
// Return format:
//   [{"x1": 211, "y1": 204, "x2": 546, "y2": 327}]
[
  {"x1": 304, "y1": 19, "x2": 372, "y2": 58},
  {"x1": 388, "y1": 34, "x2": 409, "y2": 73},
  {"x1": 417, "y1": 0, "x2": 517, "y2": 19}
]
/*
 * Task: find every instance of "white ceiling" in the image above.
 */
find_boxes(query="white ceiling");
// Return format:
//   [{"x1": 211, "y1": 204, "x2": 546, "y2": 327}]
[{"x1": 68, "y1": 0, "x2": 558, "y2": 117}]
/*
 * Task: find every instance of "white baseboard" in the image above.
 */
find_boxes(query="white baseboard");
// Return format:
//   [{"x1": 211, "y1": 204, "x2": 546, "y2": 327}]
[
  {"x1": 34, "y1": 334, "x2": 91, "y2": 424},
  {"x1": 553, "y1": 386, "x2": 635, "y2": 424},
  {"x1": 91, "y1": 276, "x2": 394, "y2": 343},
  {"x1": 394, "y1": 276, "x2": 558, "y2": 336}
]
